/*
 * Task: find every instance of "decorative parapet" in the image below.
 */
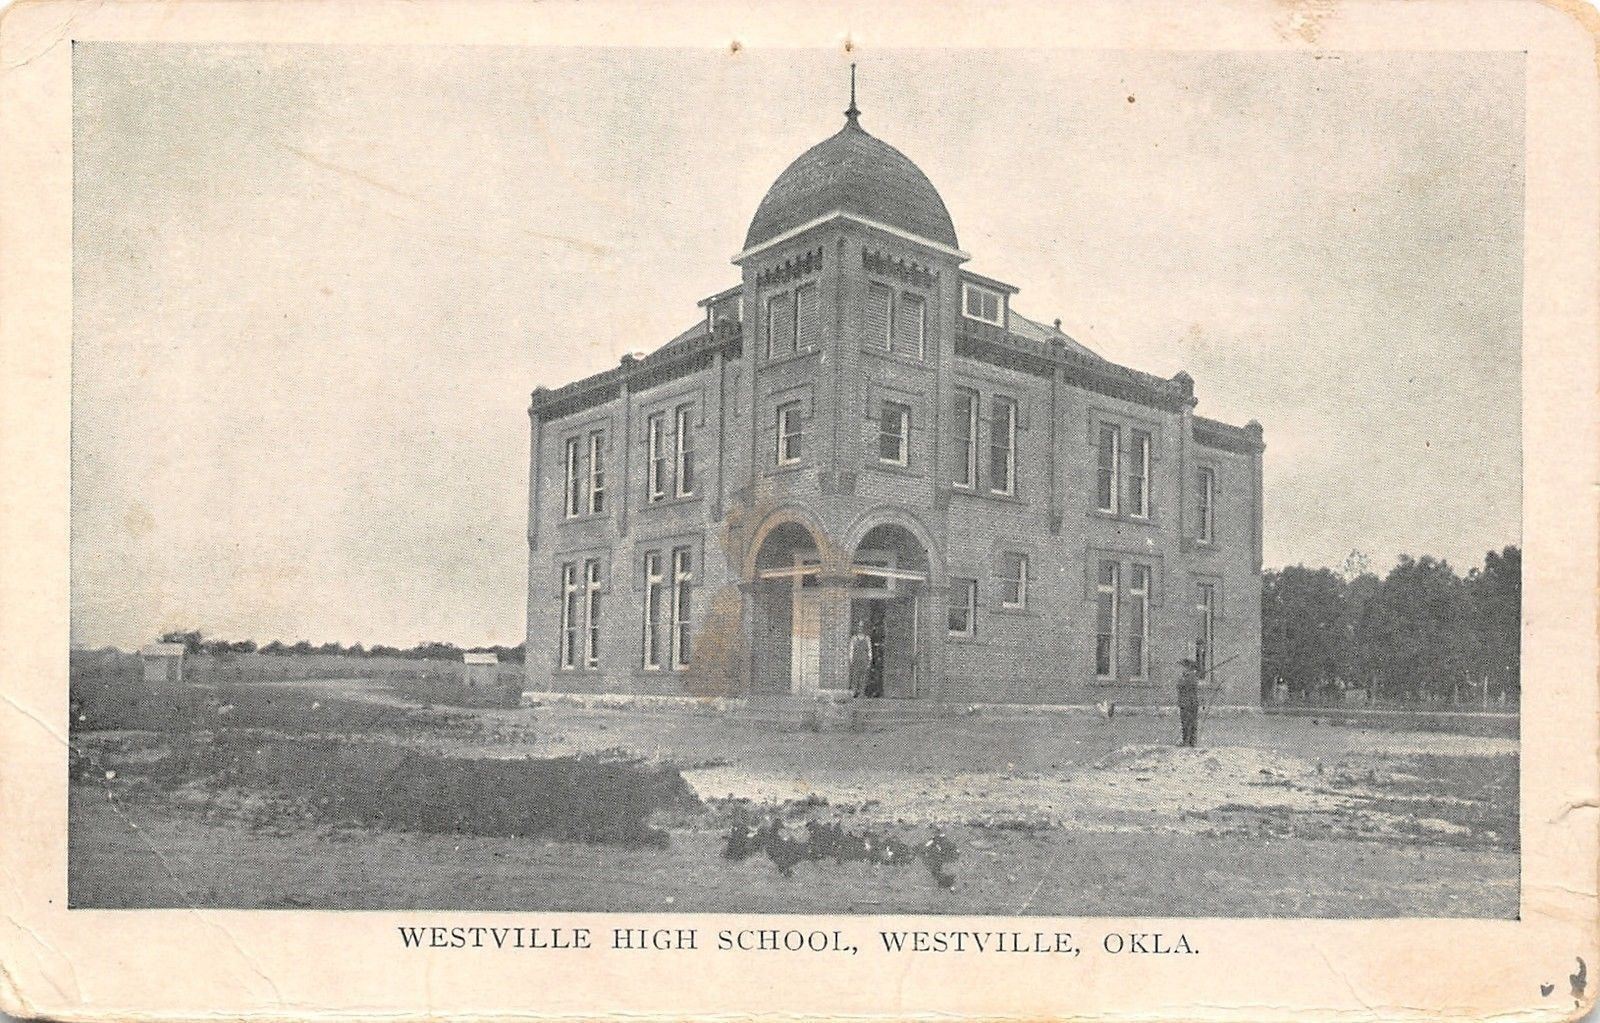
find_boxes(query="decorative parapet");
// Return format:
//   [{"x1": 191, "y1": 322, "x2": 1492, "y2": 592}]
[
  {"x1": 529, "y1": 318, "x2": 742, "y2": 421},
  {"x1": 862, "y1": 247, "x2": 937, "y2": 288},
  {"x1": 955, "y1": 319, "x2": 1192, "y2": 413},
  {"x1": 1193, "y1": 415, "x2": 1266, "y2": 453},
  {"x1": 753, "y1": 248, "x2": 824, "y2": 288}
]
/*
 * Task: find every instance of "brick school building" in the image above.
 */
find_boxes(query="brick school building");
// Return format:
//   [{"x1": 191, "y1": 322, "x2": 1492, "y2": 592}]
[{"x1": 526, "y1": 92, "x2": 1264, "y2": 708}]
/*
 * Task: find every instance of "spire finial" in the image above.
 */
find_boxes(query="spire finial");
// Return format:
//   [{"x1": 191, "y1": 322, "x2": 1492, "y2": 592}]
[{"x1": 845, "y1": 62, "x2": 860, "y2": 125}]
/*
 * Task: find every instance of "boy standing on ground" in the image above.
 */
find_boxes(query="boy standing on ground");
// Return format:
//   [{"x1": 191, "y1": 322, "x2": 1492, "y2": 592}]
[
  {"x1": 848, "y1": 624, "x2": 873, "y2": 698},
  {"x1": 1177, "y1": 657, "x2": 1202, "y2": 747}
]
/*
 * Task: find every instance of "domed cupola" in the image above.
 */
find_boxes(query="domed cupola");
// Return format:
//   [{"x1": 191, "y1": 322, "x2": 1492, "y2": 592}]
[{"x1": 743, "y1": 86, "x2": 959, "y2": 253}]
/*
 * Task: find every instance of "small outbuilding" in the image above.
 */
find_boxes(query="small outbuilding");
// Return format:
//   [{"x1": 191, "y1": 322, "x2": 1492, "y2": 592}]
[
  {"x1": 462, "y1": 652, "x2": 499, "y2": 693},
  {"x1": 141, "y1": 643, "x2": 186, "y2": 684}
]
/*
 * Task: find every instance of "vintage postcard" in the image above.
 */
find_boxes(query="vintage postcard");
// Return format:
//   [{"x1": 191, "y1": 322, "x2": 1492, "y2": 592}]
[{"x1": 1, "y1": 0, "x2": 1597, "y2": 1019}]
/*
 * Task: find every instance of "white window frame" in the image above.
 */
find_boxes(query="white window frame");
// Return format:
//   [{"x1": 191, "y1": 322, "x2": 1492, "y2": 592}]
[
  {"x1": 953, "y1": 388, "x2": 978, "y2": 489},
  {"x1": 1128, "y1": 429, "x2": 1151, "y2": 519},
  {"x1": 646, "y1": 413, "x2": 667, "y2": 503},
  {"x1": 1095, "y1": 560, "x2": 1119, "y2": 680},
  {"x1": 559, "y1": 562, "x2": 579, "y2": 669},
  {"x1": 586, "y1": 431, "x2": 605, "y2": 515},
  {"x1": 1129, "y1": 564, "x2": 1151, "y2": 681},
  {"x1": 1196, "y1": 582, "x2": 1216, "y2": 677},
  {"x1": 765, "y1": 292, "x2": 790, "y2": 359},
  {"x1": 1000, "y1": 552, "x2": 1028, "y2": 609},
  {"x1": 1198, "y1": 466, "x2": 1216, "y2": 544},
  {"x1": 899, "y1": 291, "x2": 926, "y2": 358},
  {"x1": 948, "y1": 577, "x2": 977, "y2": 638},
  {"x1": 879, "y1": 401, "x2": 910, "y2": 466},
  {"x1": 1096, "y1": 425, "x2": 1120, "y2": 514},
  {"x1": 563, "y1": 437, "x2": 582, "y2": 518},
  {"x1": 795, "y1": 282, "x2": 819, "y2": 352},
  {"x1": 991, "y1": 395, "x2": 1018, "y2": 497},
  {"x1": 582, "y1": 558, "x2": 602, "y2": 669},
  {"x1": 670, "y1": 546, "x2": 693, "y2": 671},
  {"x1": 674, "y1": 405, "x2": 694, "y2": 498},
  {"x1": 777, "y1": 401, "x2": 803, "y2": 465},
  {"x1": 867, "y1": 281, "x2": 894, "y2": 350},
  {"x1": 642, "y1": 551, "x2": 664, "y2": 670},
  {"x1": 961, "y1": 282, "x2": 1003, "y2": 326}
]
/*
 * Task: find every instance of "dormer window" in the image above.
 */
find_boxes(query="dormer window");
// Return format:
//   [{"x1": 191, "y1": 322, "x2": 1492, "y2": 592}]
[{"x1": 962, "y1": 282, "x2": 1002, "y2": 326}]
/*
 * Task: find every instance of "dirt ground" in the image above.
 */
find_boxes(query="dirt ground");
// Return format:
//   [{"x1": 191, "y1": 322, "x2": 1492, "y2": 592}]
[{"x1": 69, "y1": 678, "x2": 1519, "y2": 917}]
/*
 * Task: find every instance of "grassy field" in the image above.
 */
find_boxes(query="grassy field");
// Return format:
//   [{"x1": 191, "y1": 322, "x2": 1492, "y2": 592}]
[{"x1": 68, "y1": 666, "x2": 1518, "y2": 917}]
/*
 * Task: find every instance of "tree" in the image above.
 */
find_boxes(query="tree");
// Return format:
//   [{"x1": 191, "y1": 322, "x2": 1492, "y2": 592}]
[
  {"x1": 159, "y1": 630, "x2": 205, "y2": 655},
  {"x1": 1355, "y1": 555, "x2": 1474, "y2": 704},
  {"x1": 1261, "y1": 566, "x2": 1351, "y2": 701},
  {"x1": 1467, "y1": 545, "x2": 1521, "y2": 704}
]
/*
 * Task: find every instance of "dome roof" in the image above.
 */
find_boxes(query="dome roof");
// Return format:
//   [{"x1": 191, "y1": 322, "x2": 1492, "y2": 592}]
[{"x1": 743, "y1": 115, "x2": 959, "y2": 252}]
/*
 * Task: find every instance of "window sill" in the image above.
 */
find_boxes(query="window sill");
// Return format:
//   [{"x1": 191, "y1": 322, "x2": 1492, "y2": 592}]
[
  {"x1": 864, "y1": 460, "x2": 923, "y2": 480},
  {"x1": 1089, "y1": 509, "x2": 1160, "y2": 527},
  {"x1": 945, "y1": 631, "x2": 980, "y2": 644},
  {"x1": 641, "y1": 494, "x2": 703, "y2": 512},
  {"x1": 762, "y1": 347, "x2": 821, "y2": 370},
  {"x1": 951, "y1": 486, "x2": 1026, "y2": 507},
  {"x1": 558, "y1": 512, "x2": 613, "y2": 526},
  {"x1": 766, "y1": 460, "x2": 811, "y2": 477},
  {"x1": 860, "y1": 345, "x2": 930, "y2": 368}
]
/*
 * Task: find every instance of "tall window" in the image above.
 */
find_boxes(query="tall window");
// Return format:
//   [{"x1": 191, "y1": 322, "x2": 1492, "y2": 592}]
[
  {"x1": 559, "y1": 562, "x2": 579, "y2": 669},
  {"x1": 991, "y1": 395, "x2": 1018, "y2": 496},
  {"x1": 866, "y1": 282, "x2": 893, "y2": 350},
  {"x1": 1095, "y1": 560, "x2": 1119, "y2": 679},
  {"x1": 642, "y1": 551, "x2": 664, "y2": 669},
  {"x1": 1198, "y1": 466, "x2": 1216, "y2": 543},
  {"x1": 582, "y1": 558, "x2": 602, "y2": 669},
  {"x1": 948, "y1": 577, "x2": 977, "y2": 637},
  {"x1": 777, "y1": 402, "x2": 803, "y2": 465},
  {"x1": 1000, "y1": 552, "x2": 1028, "y2": 609},
  {"x1": 795, "y1": 283, "x2": 820, "y2": 351},
  {"x1": 670, "y1": 547, "x2": 693, "y2": 670},
  {"x1": 962, "y1": 282, "x2": 1002, "y2": 325},
  {"x1": 1128, "y1": 564, "x2": 1150, "y2": 681},
  {"x1": 953, "y1": 389, "x2": 977, "y2": 488},
  {"x1": 674, "y1": 405, "x2": 695, "y2": 498},
  {"x1": 1128, "y1": 429, "x2": 1151, "y2": 518},
  {"x1": 766, "y1": 291, "x2": 794, "y2": 358},
  {"x1": 563, "y1": 437, "x2": 582, "y2": 518},
  {"x1": 895, "y1": 292, "x2": 926, "y2": 357},
  {"x1": 646, "y1": 413, "x2": 667, "y2": 503},
  {"x1": 879, "y1": 401, "x2": 910, "y2": 465},
  {"x1": 586, "y1": 431, "x2": 605, "y2": 514},
  {"x1": 1096, "y1": 425, "x2": 1120, "y2": 513},
  {"x1": 1195, "y1": 582, "x2": 1216, "y2": 677}
]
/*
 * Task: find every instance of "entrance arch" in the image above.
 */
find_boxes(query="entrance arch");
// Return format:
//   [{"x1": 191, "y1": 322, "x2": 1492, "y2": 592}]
[
  {"x1": 842, "y1": 517, "x2": 940, "y2": 700},
  {"x1": 746, "y1": 517, "x2": 828, "y2": 696}
]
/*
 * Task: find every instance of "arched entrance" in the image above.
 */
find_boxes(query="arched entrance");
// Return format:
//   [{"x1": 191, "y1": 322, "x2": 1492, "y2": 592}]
[
  {"x1": 748, "y1": 520, "x2": 826, "y2": 695},
  {"x1": 847, "y1": 523, "x2": 932, "y2": 699}
]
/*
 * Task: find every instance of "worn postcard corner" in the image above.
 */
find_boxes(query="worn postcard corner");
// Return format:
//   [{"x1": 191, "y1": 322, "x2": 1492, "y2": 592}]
[{"x1": 0, "y1": 0, "x2": 1598, "y2": 1020}]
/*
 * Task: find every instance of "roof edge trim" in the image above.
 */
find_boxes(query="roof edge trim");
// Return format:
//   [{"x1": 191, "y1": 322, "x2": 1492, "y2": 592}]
[{"x1": 733, "y1": 210, "x2": 970, "y2": 265}]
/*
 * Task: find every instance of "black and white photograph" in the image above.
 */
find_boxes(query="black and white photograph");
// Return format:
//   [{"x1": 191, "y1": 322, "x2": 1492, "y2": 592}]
[{"x1": 61, "y1": 41, "x2": 1531, "y2": 920}]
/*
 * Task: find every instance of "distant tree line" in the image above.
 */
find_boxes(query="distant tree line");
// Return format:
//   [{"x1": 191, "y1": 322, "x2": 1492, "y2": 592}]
[
  {"x1": 1261, "y1": 546, "x2": 1520, "y2": 707},
  {"x1": 155, "y1": 631, "x2": 526, "y2": 664}
]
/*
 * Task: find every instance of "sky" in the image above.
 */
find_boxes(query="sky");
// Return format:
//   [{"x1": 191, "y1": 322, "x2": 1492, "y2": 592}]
[{"x1": 70, "y1": 44, "x2": 1524, "y2": 650}]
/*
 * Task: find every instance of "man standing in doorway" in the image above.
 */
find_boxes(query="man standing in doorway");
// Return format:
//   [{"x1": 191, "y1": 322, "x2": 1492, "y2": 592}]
[
  {"x1": 1176, "y1": 657, "x2": 1202, "y2": 748},
  {"x1": 848, "y1": 622, "x2": 874, "y2": 699}
]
